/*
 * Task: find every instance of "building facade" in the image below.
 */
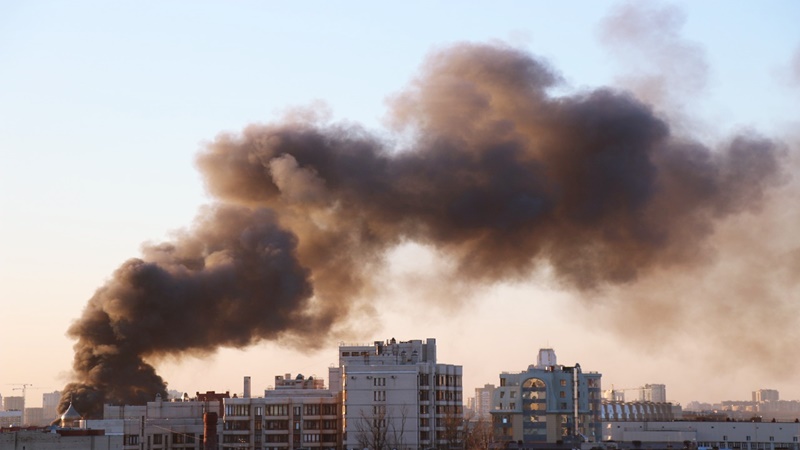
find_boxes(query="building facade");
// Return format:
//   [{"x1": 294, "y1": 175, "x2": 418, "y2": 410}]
[
  {"x1": 640, "y1": 384, "x2": 667, "y2": 403},
  {"x1": 491, "y1": 348, "x2": 603, "y2": 446},
  {"x1": 753, "y1": 389, "x2": 780, "y2": 403},
  {"x1": 340, "y1": 338, "x2": 463, "y2": 450},
  {"x1": 42, "y1": 391, "x2": 62, "y2": 426},
  {"x1": 474, "y1": 384, "x2": 496, "y2": 420},
  {"x1": 604, "y1": 420, "x2": 800, "y2": 450}
]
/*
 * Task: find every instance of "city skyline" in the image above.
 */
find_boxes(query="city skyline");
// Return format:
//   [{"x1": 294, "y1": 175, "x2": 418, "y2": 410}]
[{"x1": 2, "y1": 1, "x2": 800, "y2": 410}]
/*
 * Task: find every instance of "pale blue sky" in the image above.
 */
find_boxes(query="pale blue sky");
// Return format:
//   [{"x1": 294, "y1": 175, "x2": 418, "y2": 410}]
[{"x1": 1, "y1": 1, "x2": 799, "y2": 407}]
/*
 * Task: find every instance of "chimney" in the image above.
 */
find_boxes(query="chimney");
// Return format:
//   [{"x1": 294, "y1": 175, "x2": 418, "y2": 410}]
[{"x1": 203, "y1": 412, "x2": 218, "y2": 450}]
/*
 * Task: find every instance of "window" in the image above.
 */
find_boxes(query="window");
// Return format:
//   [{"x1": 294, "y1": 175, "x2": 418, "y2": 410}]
[
  {"x1": 560, "y1": 391, "x2": 566, "y2": 398},
  {"x1": 294, "y1": 406, "x2": 302, "y2": 416},
  {"x1": 561, "y1": 380, "x2": 567, "y2": 387},
  {"x1": 373, "y1": 390, "x2": 386, "y2": 401},
  {"x1": 304, "y1": 404, "x2": 320, "y2": 415},
  {"x1": 153, "y1": 434, "x2": 163, "y2": 444},
  {"x1": 266, "y1": 404, "x2": 288, "y2": 416},
  {"x1": 124, "y1": 435, "x2": 139, "y2": 445},
  {"x1": 373, "y1": 377, "x2": 386, "y2": 387},
  {"x1": 510, "y1": 403, "x2": 516, "y2": 409},
  {"x1": 303, "y1": 434, "x2": 321, "y2": 443},
  {"x1": 223, "y1": 420, "x2": 250, "y2": 431},
  {"x1": 223, "y1": 435, "x2": 250, "y2": 444},
  {"x1": 419, "y1": 374, "x2": 430, "y2": 386},
  {"x1": 265, "y1": 420, "x2": 288, "y2": 430},
  {"x1": 225, "y1": 404, "x2": 250, "y2": 416}
]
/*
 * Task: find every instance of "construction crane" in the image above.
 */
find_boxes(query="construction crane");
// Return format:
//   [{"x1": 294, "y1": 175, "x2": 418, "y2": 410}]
[
  {"x1": 607, "y1": 385, "x2": 644, "y2": 402},
  {"x1": 8, "y1": 383, "x2": 47, "y2": 426},
  {"x1": 4, "y1": 383, "x2": 31, "y2": 426}
]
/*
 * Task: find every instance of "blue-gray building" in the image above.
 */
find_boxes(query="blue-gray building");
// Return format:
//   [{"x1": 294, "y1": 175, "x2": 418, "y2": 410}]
[{"x1": 491, "y1": 348, "x2": 603, "y2": 446}]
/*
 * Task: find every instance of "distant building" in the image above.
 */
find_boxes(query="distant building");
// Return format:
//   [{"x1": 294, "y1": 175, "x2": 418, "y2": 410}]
[
  {"x1": 24, "y1": 407, "x2": 44, "y2": 426},
  {"x1": 2, "y1": 397, "x2": 23, "y2": 413},
  {"x1": 0, "y1": 428, "x2": 121, "y2": 449},
  {"x1": 474, "y1": 383, "x2": 496, "y2": 419},
  {"x1": 753, "y1": 389, "x2": 780, "y2": 402},
  {"x1": 604, "y1": 420, "x2": 800, "y2": 450},
  {"x1": 600, "y1": 401, "x2": 677, "y2": 421},
  {"x1": 640, "y1": 384, "x2": 667, "y2": 403},
  {"x1": 42, "y1": 390, "x2": 61, "y2": 425},
  {"x1": 0, "y1": 411, "x2": 22, "y2": 428},
  {"x1": 222, "y1": 372, "x2": 341, "y2": 450},
  {"x1": 340, "y1": 338, "x2": 463, "y2": 450},
  {"x1": 103, "y1": 375, "x2": 342, "y2": 450},
  {"x1": 491, "y1": 348, "x2": 603, "y2": 446}
]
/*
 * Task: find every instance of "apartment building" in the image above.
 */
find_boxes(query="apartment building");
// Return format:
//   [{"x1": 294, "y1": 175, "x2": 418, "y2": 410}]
[{"x1": 340, "y1": 338, "x2": 463, "y2": 450}]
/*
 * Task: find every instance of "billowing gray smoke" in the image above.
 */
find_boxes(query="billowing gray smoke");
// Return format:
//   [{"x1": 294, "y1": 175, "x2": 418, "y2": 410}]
[{"x1": 61, "y1": 42, "x2": 785, "y2": 417}]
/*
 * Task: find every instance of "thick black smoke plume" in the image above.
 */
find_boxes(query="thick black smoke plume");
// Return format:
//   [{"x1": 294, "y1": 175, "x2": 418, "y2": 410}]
[{"x1": 61, "y1": 42, "x2": 784, "y2": 417}]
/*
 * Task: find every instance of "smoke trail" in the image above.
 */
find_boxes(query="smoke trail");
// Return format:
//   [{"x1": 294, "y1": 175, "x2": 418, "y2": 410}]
[
  {"x1": 62, "y1": 42, "x2": 786, "y2": 417},
  {"x1": 598, "y1": 1, "x2": 708, "y2": 111}
]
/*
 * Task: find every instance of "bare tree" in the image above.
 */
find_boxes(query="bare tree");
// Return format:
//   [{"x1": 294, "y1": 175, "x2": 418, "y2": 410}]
[
  {"x1": 387, "y1": 404, "x2": 410, "y2": 450},
  {"x1": 440, "y1": 405, "x2": 465, "y2": 450},
  {"x1": 354, "y1": 404, "x2": 412, "y2": 450},
  {"x1": 354, "y1": 405, "x2": 389, "y2": 450},
  {"x1": 462, "y1": 412, "x2": 494, "y2": 450}
]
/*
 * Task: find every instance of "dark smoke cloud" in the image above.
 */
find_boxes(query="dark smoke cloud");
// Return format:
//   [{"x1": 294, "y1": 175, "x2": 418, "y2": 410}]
[
  {"x1": 61, "y1": 206, "x2": 314, "y2": 418},
  {"x1": 63, "y1": 42, "x2": 786, "y2": 417}
]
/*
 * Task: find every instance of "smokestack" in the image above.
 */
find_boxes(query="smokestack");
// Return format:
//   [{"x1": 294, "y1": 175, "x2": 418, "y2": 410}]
[
  {"x1": 203, "y1": 412, "x2": 218, "y2": 450},
  {"x1": 61, "y1": 42, "x2": 788, "y2": 417},
  {"x1": 243, "y1": 377, "x2": 251, "y2": 399}
]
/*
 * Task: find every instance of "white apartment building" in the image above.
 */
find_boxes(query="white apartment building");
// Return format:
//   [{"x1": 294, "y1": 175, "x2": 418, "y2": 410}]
[
  {"x1": 640, "y1": 384, "x2": 667, "y2": 403},
  {"x1": 340, "y1": 338, "x2": 463, "y2": 450}
]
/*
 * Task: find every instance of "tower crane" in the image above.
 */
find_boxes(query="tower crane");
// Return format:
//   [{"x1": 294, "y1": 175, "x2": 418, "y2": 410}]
[
  {"x1": 8, "y1": 383, "x2": 34, "y2": 425},
  {"x1": 607, "y1": 385, "x2": 644, "y2": 402}
]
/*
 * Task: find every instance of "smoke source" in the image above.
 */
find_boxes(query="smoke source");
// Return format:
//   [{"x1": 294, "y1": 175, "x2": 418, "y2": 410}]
[{"x1": 61, "y1": 42, "x2": 787, "y2": 417}]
